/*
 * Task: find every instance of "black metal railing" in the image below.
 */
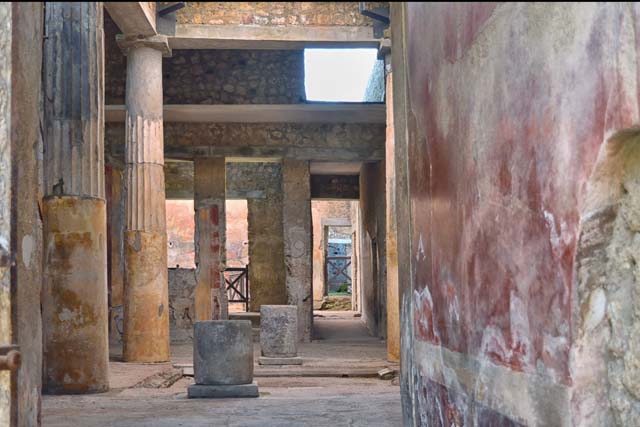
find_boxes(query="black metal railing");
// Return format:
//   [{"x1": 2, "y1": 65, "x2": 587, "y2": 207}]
[
  {"x1": 225, "y1": 266, "x2": 249, "y2": 311},
  {"x1": 326, "y1": 256, "x2": 352, "y2": 285}
]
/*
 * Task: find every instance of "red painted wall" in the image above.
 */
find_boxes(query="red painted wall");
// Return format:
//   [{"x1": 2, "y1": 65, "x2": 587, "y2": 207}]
[{"x1": 403, "y1": 2, "x2": 640, "y2": 424}]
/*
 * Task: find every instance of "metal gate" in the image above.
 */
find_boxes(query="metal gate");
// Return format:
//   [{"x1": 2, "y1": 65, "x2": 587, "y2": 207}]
[{"x1": 225, "y1": 266, "x2": 249, "y2": 311}]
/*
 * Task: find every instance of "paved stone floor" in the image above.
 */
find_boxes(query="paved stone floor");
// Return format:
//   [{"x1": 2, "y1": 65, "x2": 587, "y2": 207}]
[{"x1": 42, "y1": 315, "x2": 402, "y2": 426}]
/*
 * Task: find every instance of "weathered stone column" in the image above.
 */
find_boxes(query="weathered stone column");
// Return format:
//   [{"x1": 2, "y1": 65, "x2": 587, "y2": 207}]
[
  {"x1": 106, "y1": 163, "x2": 125, "y2": 342},
  {"x1": 282, "y1": 159, "x2": 312, "y2": 342},
  {"x1": 119, "y1": 35, "x2": 171, "y2": 362},
  {"x1": 194, "y1": 157, "x2": 227, "y2": 321},
  {"x1": 248, "y1": 164, "x2": 287, "y2": 312},
  {"x1": 42, "y1": 2, "x2": 109, "y2": 393}
]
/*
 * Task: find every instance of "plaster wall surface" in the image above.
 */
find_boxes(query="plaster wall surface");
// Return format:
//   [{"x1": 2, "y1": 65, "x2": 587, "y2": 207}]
[
  {"x1": 359, "y1": 162, "x2": 386, "y2": 338},
  {"x1": 0, "y1": 3, "x2": 11, "y2": 424},
  {"x1": 400, "y1": 2, "x2": 640, "y2": 425}
]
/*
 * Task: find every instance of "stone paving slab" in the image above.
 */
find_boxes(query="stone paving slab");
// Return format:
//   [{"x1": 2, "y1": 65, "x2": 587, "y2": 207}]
[{"x1": 258, "y1": 356, "x2": 303, "y2": 365}]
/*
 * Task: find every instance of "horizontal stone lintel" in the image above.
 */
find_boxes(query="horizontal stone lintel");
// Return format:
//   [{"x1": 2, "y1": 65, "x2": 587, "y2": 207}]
[
  {"x1": 104, "y1": 2, "x2": 156, "y2": 37},
  {"x1": 111, "y1": 146, "x2": 383, "y2": 162},
  {"x1": 170, "y1": 24, "x2": 379, "y2": 50},
  {"x1": 106, "y1": 104, "x2": 385, "y2": 124}
]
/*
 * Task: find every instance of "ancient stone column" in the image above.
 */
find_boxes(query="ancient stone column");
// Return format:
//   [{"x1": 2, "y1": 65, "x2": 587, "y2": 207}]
[
  {"x1": 106, "y1": 163, "x2": 125, "y2": 342},
  {"x1": 248, "y1": 164, "x2": 286, "y2": 312},
  {"x1": 41, "y1": 2, "x2": 109, "y2": 393},
  {"x1": 119, "y1": 35, "x2": 171, "y2": 362},
  {"x1": 282, "y1": 159, "x2": 313, "y2": 342},
  {"x1": 194, "y1": 157, "x2": 227, "y2": 321}
]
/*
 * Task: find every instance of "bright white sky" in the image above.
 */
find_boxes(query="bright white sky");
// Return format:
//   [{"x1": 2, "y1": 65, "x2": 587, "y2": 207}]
[{"x1": 304, "y1": 48, "x2": 379, "y2": 102}]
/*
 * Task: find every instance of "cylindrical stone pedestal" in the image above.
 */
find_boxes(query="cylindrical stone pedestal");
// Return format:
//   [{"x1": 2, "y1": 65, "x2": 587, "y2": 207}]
[
  {"x1": 259, "y1": 305, "x2": 302, "y2": 365},
  {"x1": 123, "y1": 230, "x2": 170, "y2": 362},
  {"x1": 188, "y1": 320, "x2": 259, "y2": 398},
  {"x1": 42, "y1": 197, "x2": 109, "y2": 393}
]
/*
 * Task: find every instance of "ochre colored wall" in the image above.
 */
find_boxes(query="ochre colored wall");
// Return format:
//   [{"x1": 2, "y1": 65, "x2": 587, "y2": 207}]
[
  {"x1": 399, "y1": 3, "x2": 640, "y2": 425},
  {"x1": 165, "y1": 199, "x2": 248, "y2": 268}
]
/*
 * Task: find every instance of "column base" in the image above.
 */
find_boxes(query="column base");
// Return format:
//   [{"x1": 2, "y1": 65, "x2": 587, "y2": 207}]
[
  {"x1": 188, "y1": 382, "x2": 259, "y2": 398},
  {"x1": 42, "y1": 196, "x2": 109, "y2": 394}
]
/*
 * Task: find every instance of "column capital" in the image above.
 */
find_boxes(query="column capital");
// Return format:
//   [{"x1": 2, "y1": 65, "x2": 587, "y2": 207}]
[{"x1": 116, "y1": 34, "x2": 171, "y2": 57}]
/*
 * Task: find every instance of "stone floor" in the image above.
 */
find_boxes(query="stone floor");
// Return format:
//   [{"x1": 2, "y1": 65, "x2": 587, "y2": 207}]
[{"x1": 42, "y1": 314, "x2": 402, "y2": 427}]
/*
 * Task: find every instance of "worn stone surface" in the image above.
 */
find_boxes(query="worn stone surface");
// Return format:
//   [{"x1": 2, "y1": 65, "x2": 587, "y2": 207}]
[
  {"x1": 260, "y1": 305, "x2": 298, "y2": 357},
  {"x1": 42, "y1": 197, "x2": 109, "y2": 394},
  {"x1": 168, "y1": 268, "x2": 197, "y2": 344},
  {"x1": 282, "y1": 160, "x2": 313, "y2": 342},
  {"x1": 187, "y1": 382, "x2": 259, "y2": 398},
  {"x1": 193, "y1": 320, "x2": 253, "y2": 385},
  {"x1": 571, "y1": 131, "x2": 640, "y2": 426},
  {"x1": 171, "y1": 2, "x2": 386, "y2": 26},
  {"x1": 11, "y1": 2, "x2": 43, "y2": 423},
  {"x1": 106, "y1": 122, "x2": 385, "y2": 162},
  {"x1": 247, "y1": 164, "x2": 286, "y2": 312},
  {"x1": 259, "y1": 356, "x2": 303, "y2": 366},
  {"x1": 123, "y1": 230, "x2": 170, "y2": 362}
]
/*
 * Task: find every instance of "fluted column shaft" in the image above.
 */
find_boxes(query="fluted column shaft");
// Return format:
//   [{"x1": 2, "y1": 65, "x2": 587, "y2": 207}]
[
  {"x1": 122, "y1": 44, "x2": 169, "y2": 362},
  {"x1": 41, "y1": 2, "x2": 109, "y2": 394}
]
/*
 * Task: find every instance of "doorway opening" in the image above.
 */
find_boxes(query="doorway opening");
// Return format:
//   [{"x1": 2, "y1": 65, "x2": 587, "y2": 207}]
[{"x1": 225, "y1": 199, "x2": 249, "y2": 313}]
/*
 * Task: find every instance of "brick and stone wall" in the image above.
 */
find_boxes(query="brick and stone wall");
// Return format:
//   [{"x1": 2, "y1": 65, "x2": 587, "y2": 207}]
[
  {"x1": 106, "y1": 122, "x2": 385, "y2": 159},
  {"x1": 164, "y1": 50, "x2": 305, "y2": 104},
  {"x1": 106, "y1": 48, "x2": 305, "y2": 105},
  {"x1": 171, "y1": 2, "x2": 387, "y2": 27},
  {"x1": 168, "y1": 268, "x2": 196, "y2": 343}
]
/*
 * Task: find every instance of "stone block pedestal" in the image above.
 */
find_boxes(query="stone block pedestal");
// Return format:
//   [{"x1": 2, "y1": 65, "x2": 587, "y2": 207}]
[
  {"x1": 188, "y1": 382, "x2": 259, "y2": 398},
  {"x1": 259, "y1": 305, "x2": 303, "y2": 366},
  {"x1": 188, "y1": 320, "x2": 259, "y2": 398}
]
